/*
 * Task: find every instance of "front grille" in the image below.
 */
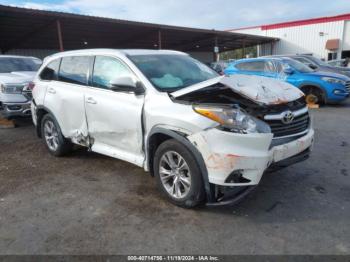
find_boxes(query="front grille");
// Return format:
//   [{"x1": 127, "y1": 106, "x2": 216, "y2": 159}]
[
  {"x1": 23, "y1": 90, "x2": 32, "y2": 99},
  {"x1": 346, "y1": 81, "x2": 350, "y2": 93},
  {"x1": 265, "y1": 112, "x2": 310, "y2": 138}
]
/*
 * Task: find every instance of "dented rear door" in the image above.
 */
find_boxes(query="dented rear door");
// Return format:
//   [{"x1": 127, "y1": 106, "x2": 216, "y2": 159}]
[{"x1": 44, "y1": 56, "x2": 89, "y2": 143}]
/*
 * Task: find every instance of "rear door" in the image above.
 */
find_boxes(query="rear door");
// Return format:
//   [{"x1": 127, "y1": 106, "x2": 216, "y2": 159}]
[
  {"x1": 43, "y1": 56, "x2": 90, "y2": 144},
  {"x1": 84, "y1": 55, "x2": 145, "y2": 167}
]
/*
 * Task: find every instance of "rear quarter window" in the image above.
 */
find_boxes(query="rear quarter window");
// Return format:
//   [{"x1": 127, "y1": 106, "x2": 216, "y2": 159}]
[
  {"x1": 40, "y1": 59, "x2": 61, "y2": 81},
  {"x1": 58, "y1": 56, "x2": 90, "y2": 85}
]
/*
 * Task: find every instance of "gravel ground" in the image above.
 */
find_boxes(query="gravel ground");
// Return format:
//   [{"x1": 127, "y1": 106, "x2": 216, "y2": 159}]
[{"x1": 0, "y1": 102, "x2": 349, "y2": 255}]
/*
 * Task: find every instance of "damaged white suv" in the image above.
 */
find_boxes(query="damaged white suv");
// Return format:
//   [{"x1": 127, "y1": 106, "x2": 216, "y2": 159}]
[{"x1": 31, "y1": 49, "x2": 314, "y2": 207}]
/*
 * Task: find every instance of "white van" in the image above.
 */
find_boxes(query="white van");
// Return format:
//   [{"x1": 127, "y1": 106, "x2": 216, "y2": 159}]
[{"x1": 31, "y1": 49, "x2": 314, "y2": 207}]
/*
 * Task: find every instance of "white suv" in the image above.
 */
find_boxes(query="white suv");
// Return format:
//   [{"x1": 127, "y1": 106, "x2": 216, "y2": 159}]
[
  {"x1": 0, "y1": 55, "x2": 41, "y2": 118},
  {"x1": 31, "y1": 49, "x2": 314, "y2": 207}
]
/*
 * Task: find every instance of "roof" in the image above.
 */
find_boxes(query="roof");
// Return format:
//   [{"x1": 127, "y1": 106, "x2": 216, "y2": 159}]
[
  {"x1": 229, "y1": 13, "x2": 350, "y2": 31},
  {"x1": 45, "y1": 48, "x2": 188, "y2": 59},
  {"x1": 0, "y1": 5, "x2": 276, "y2": 53}
]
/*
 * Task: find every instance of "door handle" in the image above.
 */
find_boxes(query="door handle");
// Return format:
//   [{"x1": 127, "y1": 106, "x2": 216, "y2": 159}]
[
  {"x1": 86, "y1": 97, "x2": 97, "y2": 104},
  {"x1": 48, "y1": 88, "x2": 56, "y2": 94}
]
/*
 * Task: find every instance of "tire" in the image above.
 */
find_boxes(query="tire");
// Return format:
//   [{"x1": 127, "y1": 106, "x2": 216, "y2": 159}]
[
  {"x1": 153, "y1": 139, "x2": 205, "y2": 208},
  {"x1": 303, "y1": 87, "x2": 324, "y2": 105},
  {"x1": 41, "y1": 113, "x2": 72, "y2": 157}
]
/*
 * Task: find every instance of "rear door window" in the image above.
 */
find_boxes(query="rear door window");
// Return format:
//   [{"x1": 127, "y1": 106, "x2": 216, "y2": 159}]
[
  {"x1": 58, "y1": 56, "x2": 90, "y2": 85},
  {"x1": 40, "y1": 59, "x2": 60, "y2": 81},
  {"x1": 236, "y1": 61, "x2": 265, "y2": 72},
  {"x1": 92, "y1": 56, "x2": 133, "y2": 90}
]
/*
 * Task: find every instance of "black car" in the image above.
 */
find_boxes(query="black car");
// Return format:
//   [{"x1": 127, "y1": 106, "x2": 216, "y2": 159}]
[{"x1": 270, "y1": 54, "x2": 350, "y2": 78}]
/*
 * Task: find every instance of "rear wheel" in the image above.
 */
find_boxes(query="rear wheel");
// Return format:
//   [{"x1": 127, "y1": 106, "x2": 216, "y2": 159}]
[
  {"x1": 153, "y1": 139, "x2": 205, "y2": 208},
  {"x1": 41, "y1": 114, "x2": 72, "y2": 156}
]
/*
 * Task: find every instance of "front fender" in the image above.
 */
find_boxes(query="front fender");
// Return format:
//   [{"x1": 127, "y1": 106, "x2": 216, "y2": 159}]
[{"x1": 145, "y1": 126, "x2": 214, "y2": 202}]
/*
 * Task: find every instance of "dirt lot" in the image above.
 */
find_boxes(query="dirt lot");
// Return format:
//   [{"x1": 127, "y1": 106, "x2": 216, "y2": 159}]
[{"x1": 0, "y1": 102, "x2": 349, "y2": 255}]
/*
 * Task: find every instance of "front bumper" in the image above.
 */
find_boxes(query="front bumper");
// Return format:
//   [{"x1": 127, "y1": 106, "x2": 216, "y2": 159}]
[
  {"x1": 189, "y1": 128, "x2": 314, "y2": 187},
  {"x1": 0, "y1": 101, "x2": 32, "y2": 118},
  {"x1": 188, "y1": 128, "x2": 314, "y2": 206}
]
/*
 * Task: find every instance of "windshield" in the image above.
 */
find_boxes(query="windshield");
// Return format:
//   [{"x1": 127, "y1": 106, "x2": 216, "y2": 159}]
[
  {"x1": 284, "y1": 59, "x2": 314, "y2": 73},
  {"x1": 129, "y1": 54, "x2": 218, "y2": 92},
  {"x1": 0, "y1": 57, "x2": 42, "y2": 73}
]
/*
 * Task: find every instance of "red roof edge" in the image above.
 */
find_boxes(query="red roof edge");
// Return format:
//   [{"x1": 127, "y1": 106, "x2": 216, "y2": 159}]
[{"x1": 230, "y1": 13, "x2": 350, "y2": 32}]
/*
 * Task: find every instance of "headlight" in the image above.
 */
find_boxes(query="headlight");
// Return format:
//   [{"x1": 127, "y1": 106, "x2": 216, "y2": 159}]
[
  {"x1": 321, "y1": 77, "x2": 346, "y2": 85},
  {"x1": 193, "y1": 105, "x2": 271, "y2": 134},
  {"x1": 0, "y1": 83, "x2": 23, "y2": 94}
]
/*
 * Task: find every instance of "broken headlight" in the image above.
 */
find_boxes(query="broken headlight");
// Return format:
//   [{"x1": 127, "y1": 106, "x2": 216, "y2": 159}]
[{"x1": 193, "y1": 105, "x2": 271, "y2": 134}]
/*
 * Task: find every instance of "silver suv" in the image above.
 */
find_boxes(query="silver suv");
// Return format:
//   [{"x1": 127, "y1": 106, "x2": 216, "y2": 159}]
[
  {"x1": 0, "y1": 55, "x2": 41, "y2": 118},
  {"x1": 31, "y1": 49, "x2": 314, "y2": 207}
]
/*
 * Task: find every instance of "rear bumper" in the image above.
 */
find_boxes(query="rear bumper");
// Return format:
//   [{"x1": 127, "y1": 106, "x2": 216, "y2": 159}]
[{"x1": 0, "y1": 101, "x2": 32, "y2": 118}]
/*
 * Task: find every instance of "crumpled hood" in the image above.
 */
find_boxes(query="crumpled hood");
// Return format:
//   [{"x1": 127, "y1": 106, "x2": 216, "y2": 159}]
[
  {"x1": 0, "y1": 71, "x2": 36, "y2": 84},
  {"x1": 171, "y1": 74, "x2": 304, "y2": 105}
]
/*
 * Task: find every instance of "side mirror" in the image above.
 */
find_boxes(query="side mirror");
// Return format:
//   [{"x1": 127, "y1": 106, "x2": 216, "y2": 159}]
[
  {"x1": 283, "y1": 68, "x2": 294, "y2": 75},
  {"x1": 308, "y1": 63, "x2": 318, "y2": 70},
  {"x1": 110, "y1": 76, "x2": 145, "y2": 95}
]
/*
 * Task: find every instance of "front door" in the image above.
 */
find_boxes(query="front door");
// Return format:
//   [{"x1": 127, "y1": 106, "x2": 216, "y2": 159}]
[{"x1": 84, "y1": 56, "x2": 145, "y2": 167}]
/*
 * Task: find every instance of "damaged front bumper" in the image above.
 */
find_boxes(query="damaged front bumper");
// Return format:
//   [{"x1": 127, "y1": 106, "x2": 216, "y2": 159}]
[
  {"x1": 0, "y1": 101, "x2": 32, "y2": 118},
  {"x1": 0, "y1": 92, "x2": 32, "y2": 119},
  {"x1": 188, "y1": 128, "x2": 314, "y2": 205}
]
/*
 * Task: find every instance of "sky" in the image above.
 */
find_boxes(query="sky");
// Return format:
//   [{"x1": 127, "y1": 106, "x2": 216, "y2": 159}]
[{"x1": 2, "y1": 0, "x2": 350, "y2": 30}]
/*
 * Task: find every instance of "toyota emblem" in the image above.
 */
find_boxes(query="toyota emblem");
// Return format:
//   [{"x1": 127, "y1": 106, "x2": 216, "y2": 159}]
[{"x1": 281, "y1": 111, "x2": 295, "y2": 124}]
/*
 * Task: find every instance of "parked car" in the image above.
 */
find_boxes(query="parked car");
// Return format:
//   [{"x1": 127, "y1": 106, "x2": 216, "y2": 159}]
[
  {"x1": 0, "y1": 55, "x2": 42, "y2": 118},
  {"x1": 270, "y1": 54, "x2": 350, "y2": 78},
  {"x1": 31, "y1": 49, "x2": 314, "y2": 207},
  {"x1": 225, "y1": 57, "x2": 350, "y2": 104},
  {"x1": 327, "y1": 59, "x2": 349, "y2": 68}
]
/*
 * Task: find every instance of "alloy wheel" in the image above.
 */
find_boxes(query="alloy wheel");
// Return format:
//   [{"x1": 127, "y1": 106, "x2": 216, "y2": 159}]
[
  {"x1": 44, "y1": 120, "x2": 59, "y2": 151},
  {"x1": 159, "y1": 151, "x2": 191, "y2": 199}
]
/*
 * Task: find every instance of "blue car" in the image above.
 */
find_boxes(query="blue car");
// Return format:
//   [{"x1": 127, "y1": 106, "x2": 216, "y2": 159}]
[{"x1": 225, "y1": 57, "x2": 350, "y2": 104}]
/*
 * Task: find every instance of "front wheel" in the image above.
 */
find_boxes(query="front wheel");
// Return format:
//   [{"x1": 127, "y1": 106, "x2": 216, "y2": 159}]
[
  {"x1": 303, "y1": 87, "x2": 324, "y2": 105},
  {"x1": 153, "y1": 139, "x2": 205, "y2": 208},
  {"x1": 41, "y1": 114, "x2": 72, "y2": 156}
]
